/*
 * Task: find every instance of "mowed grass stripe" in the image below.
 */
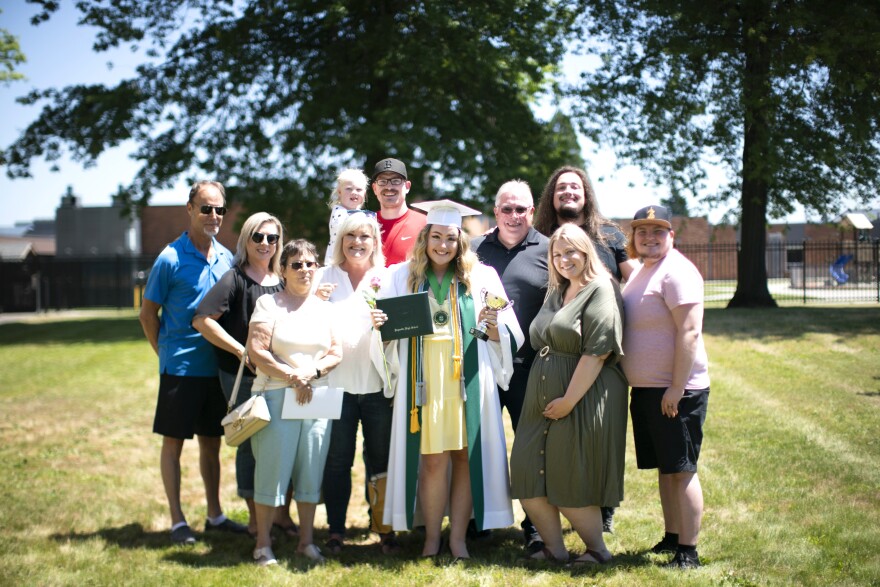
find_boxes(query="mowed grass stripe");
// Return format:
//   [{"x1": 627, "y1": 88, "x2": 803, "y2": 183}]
[{"x1": 713, "y1": 354, "x2": 880, "y2": 487}]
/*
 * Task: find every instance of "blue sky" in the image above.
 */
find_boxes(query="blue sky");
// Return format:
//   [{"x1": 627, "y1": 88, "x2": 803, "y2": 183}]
[
  {"x1": 2, "y1": 3, "x2": 833, "y2": 229},
  {"x1": 1, "y1": 3, "x2": 190, "y2": 227}
]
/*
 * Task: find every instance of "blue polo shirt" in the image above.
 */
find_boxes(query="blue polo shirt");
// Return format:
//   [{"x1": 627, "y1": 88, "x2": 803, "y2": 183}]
[
  {"x1": 472, "y1": 227, "x2": 549, "y2": 367},
  {"x1": 144, "y1": 232, "x2": 234, "y2": 376}
]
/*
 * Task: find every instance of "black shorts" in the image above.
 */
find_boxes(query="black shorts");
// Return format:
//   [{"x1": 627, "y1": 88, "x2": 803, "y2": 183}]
[
  {"x1": 630, "y1": 387, "x2": 709, "y2": 474},
  {"x1": 153, "y1": 373, "x2": 226, "y2": 439}
]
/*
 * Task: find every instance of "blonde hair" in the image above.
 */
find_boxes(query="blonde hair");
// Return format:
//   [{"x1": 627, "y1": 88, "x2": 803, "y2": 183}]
[
  {"x1": 328, "y1": 212, "x2": 385, "y2": 268},
  {"x1": 547, "y1": 224, "x2": 609, "y2": 293},
  {"x1": 407, "y1": 224, "x2": 479, "y2": 294},
  {"x1": 328, "y1": 168, "x2": 369, "y2": 208},
  {"x1": 234, "y1": 212, "x2": 284, "y2": 275}
]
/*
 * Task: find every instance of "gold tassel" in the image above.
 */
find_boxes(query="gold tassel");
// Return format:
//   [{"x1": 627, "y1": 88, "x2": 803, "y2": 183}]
[
  {"x1": 410, "y1": 406, "x2": 420, "y2": 433},
  {"x1": 410, "y1": 334, "x2": 420, "y2": 433},
  {"x1": 451, "y1": 279, "x2": 462, "y2": 381}
]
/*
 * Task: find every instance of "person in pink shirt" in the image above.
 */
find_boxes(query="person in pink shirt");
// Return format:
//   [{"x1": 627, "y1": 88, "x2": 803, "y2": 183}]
[{"x1": 620, "y1": 205, "x2": 709, "y2": 570}]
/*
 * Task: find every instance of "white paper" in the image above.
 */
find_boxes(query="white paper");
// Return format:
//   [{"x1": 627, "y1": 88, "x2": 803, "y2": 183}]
[{"x1": 281, "y1": 386, "x2": 344, "y2": 420}]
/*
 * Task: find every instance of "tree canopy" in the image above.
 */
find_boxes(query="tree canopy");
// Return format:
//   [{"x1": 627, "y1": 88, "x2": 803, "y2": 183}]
[
  {"x1": 2, "y1": 0, "x2": 582, "y2": 239},
  {"x1": 0, "y1": 8, "x2": 27, "y2": 85},
  {"x1": 571, "y1": 0, "x2": 880, "y2": 307}
]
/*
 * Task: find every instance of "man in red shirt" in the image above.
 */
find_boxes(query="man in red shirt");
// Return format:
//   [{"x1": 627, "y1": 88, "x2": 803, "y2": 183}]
[{"x1": 372, "y1": 158, "x2": 426, "y2": 267}]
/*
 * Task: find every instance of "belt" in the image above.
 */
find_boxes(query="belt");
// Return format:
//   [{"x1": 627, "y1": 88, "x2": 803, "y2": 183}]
[{"x1": 537, "y1": 346, "x2": 580, "y2": 360}]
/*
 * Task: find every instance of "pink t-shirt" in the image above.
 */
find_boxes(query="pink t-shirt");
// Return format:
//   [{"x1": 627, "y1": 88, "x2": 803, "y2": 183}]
[{"x1": 621, "y1": 249, "x2": 710, "y2": 389}]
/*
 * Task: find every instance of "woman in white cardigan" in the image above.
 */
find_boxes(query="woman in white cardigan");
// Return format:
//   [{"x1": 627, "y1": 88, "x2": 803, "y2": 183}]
[{"x1": 318, "y1": 212, "x2": 400, "y2": 555}]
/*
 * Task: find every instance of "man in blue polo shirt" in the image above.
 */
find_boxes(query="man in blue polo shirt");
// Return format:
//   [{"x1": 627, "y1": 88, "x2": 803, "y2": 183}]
[
  {"x1": 140, "y1": 180, "x2": 246, "y2": 544},
  {"x1": 472, "y1": 179, "x2": 549, "y2": 554}
]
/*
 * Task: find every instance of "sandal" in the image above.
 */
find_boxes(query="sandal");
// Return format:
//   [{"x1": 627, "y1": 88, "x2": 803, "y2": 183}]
[
  {"x1": 569, "y1": 548, "x2": 613, "y2": 567},
  {"x1": 528, "y1": 546, "x2": 569, "y2": 564},
  {"x1": 325, "y1": 537, "x2": 344, "y2": 554},
  {"x1": 380, "y1": 533, "x2": 402, "y2": 555},
  {"x1": 272, "y1": 521, "x2": 298, "y2": 538}
]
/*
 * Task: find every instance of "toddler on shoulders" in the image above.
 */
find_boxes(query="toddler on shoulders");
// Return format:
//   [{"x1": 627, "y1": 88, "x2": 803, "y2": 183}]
[{"x1": 325, "y1": 168, "x2": 370, "y2": 264}]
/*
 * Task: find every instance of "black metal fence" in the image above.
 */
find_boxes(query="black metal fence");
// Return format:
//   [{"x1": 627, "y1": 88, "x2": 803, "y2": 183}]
[
  {"x1": 1, "y1": 240, "x2": 878, "y2": 313},
  {"x1": 0, "y1": 255, "x2": 155, "y2": 313},
  {"x1": 677, "y1": 239, "x2": 880, "y2": 306}
]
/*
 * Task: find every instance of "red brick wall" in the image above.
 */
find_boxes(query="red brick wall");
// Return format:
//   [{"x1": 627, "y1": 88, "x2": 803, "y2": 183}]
[{"x1": 140, "y1": 204, "x2": 243, "y2": 256}]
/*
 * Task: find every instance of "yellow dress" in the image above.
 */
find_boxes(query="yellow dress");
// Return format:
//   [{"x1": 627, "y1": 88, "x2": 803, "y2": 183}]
[{"x1": 420, "y1": 294, "x2": 467, "y2": 454}]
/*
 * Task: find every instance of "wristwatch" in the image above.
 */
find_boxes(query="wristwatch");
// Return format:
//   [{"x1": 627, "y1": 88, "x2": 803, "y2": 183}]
[{"x1": 315, "y1": 367, "x2": 323, "y2": 379}]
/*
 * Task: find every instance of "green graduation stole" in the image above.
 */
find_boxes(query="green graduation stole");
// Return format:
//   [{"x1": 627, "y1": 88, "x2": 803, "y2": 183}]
[{"x1": 403, "y1": 280, "x2": 485, "y2": 529}]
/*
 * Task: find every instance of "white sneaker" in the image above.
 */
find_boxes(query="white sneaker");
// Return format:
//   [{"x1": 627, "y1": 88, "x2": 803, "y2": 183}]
[
  {"x1": 300, "y1": 543, "x2": 326, "y2": 564},
  {"x1": 253, "y1": 546, "x2": 278, "y2": 567}
]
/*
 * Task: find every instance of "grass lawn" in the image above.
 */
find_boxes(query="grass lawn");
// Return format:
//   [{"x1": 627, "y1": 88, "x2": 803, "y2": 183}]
[{"x1": 0, "y1": 307, "x2": 878, "y2": 586}]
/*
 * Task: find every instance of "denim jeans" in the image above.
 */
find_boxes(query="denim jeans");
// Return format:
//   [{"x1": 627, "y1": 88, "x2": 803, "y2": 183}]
[
  {"x1": 322, "y1": 390, "x2": 393, "y2": 536},
  {"x1": 218, "y1": 368, "x2": 256, "y2": 499}
]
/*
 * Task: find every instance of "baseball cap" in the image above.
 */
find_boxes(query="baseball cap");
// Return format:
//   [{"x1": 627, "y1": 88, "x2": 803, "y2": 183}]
[
  {"x1": 372, "y1": 158, "x2": 408, "y2": 180},
  {"x1": 631, "y1": 205, "x2": 672, "y2": 229}
]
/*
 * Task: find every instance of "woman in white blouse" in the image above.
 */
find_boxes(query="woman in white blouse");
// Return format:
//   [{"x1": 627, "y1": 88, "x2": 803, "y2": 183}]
[{"x1": 318, "y1": 212, "x2": 400, "y2": 555}]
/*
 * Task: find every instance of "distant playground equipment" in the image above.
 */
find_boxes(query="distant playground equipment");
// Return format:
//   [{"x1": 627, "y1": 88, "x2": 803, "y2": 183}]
[{"x1": 830, "y1": 254, "x2": 854, "y2": 284}]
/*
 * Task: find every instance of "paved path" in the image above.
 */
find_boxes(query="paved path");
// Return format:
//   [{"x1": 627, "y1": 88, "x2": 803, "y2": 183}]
[{"x1": 0, "y1": 308, "x2": 137, "y2": 325}]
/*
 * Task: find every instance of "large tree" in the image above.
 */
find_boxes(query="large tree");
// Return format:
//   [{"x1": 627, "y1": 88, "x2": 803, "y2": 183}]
[
  {"x1": 2, "y1": 0, "x2": 580, "y2": 239},
  {"x1": 571, "y1": 0, "x2": 880, "y2": 307}
]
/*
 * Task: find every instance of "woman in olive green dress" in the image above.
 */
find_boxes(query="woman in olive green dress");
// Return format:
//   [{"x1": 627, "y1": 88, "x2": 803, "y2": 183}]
[{"x1": 509, "y1": 223, "x2": 628, "y2": 565}]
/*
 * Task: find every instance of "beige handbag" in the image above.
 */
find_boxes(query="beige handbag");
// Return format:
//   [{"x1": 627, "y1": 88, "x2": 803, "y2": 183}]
[
  {"x1": 368, "y1": 472, "x2": 392, "y2": 534},
  {"x1": 221, "y1": 352, "x2": 270, "y2": 447}
]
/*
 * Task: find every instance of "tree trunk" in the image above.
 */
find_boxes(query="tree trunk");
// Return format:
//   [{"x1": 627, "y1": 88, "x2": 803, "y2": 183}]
[
  {"x1": 728, "y1": 1, "x2": 777, "y2": 308},
  {"x1": 730, "y1": 179, "x2": 776, "y2": 307}
]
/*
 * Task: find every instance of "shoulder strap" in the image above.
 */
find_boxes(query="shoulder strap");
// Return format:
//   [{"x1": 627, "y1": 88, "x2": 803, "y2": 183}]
[{"x1": 227, "y1": 352, "x2": 247, "y2": 411}]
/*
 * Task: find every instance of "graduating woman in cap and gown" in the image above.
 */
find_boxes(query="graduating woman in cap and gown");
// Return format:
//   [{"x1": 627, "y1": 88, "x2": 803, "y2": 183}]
[{"x1": 370, "y1": 200, "x2": 524, "y2": 559}]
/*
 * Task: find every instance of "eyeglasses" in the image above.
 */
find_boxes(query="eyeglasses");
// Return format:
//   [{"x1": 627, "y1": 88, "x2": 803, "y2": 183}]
[
  {"x1": 498, "y1": 205, "x2": 530, "y2": 216},
  {"x1": 289, "y1": 261, "x2": 318, "y2": 270},
  {"x1": 199, "y1": 205, "x2": 227, "y2": 216},
  {"x1": 251, "y1": 232, "x2": 280, "y2": 245},
  {"x1": 374, "y1": 178, "x2": 405, "y2": 187}
]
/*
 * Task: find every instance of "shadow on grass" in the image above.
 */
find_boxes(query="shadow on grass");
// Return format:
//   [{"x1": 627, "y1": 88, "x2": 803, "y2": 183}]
[
  {"x1": 51, "y1": 523, "x2": 295, "y2": 569},
  {"x1": 704, "y1": 307, "x2": 880, "y2": 340},
  {"x1": 50, "y1": 524, "x2": 653, "y2": 573},
  {"x1": 0, "y1": 318, "x2": 145, "y2": 345}
]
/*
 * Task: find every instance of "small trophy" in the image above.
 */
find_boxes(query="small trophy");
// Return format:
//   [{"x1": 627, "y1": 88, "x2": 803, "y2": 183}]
[{"x1": 469, "y1": 289, "x2": 514, "y2": 341}]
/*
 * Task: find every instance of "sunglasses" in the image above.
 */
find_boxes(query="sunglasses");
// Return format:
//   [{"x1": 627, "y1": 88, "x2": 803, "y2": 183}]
[
  {"x1": 199, "y1": 205, "x2": 227, "y2": 216},
  {"x1": 251, "y1": 232, "x2": 280, "y2": 245},
  {"x1": 289, "y1": 261, "x2": 318, "y2": 270},
  {"x1": 498, "y1": 205, "x2": 530, "y2": 216}
]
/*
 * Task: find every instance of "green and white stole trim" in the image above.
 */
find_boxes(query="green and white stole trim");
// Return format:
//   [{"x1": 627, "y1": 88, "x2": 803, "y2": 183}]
[{"x1": 404, "y1": 278, "x2": 489, "y2": 529}]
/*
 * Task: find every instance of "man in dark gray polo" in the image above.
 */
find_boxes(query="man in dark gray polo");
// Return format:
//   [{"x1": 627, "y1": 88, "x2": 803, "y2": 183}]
[{"x1": 472, "y1": 179, "x2": 549, "y2": 554}]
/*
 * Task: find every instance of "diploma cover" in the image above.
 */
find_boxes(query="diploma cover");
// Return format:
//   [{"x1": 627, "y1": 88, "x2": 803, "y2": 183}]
[{"x1": 376, "y1": 291, "x2": 434, "y2": 341}]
